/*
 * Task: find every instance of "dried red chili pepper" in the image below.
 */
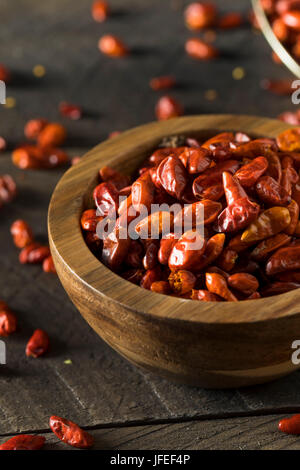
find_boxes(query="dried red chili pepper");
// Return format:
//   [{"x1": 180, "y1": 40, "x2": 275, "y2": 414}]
[
  {"x1": 140, "y1": 266, "x2": 162, "y2": 290},
  {"x1": 174, "y1": 199, "x2": 222, "y2": 231},
  {"x1": 0, "y1": 64, "x2": 11, "y2": 83},
  {"x1": 266, "y1": 245, "x2": 300, "y2": 275},
  {"x1": 59, "y1": 101, "x2": 82, "y2": 120},
  {"x1": 277, "y1": 128, "x2": 300, "y2": 152},
  {"x1": 282, "y1": 10, "x2": 300, "y2": 30},
  {"x1": 0, "y1": 174, "x2": 17, "y2": 207},
  {"x1": 19, "y1": 243, "x2": 50, "y2": 264},
  {"x1": 102, "y1": 226, "x2": 131, "y2": 270},
  {"x1": 205, "y1": 272, "x2": 238, "y2": 301},
  {"x1": 218, "y1": 12, "x2": 243, "y2": 29},
  {"x1": 216, "y1": 172, "x2": 260, "y2": 232},
  {"x1": 0, "y1": 435, "x2": 45, "y2": 450},
  {"x1": 24, "y1": 118, "x2": 48, "y2": 140},
  {"x1": 81, "y1": 209, "x2": 103, "y2": 231},
  {"x1": 250, "y1": 233, "x2": 291, "y2": 261},
  {"x1": 49, "y1": 415, "x2": 94, "y2": 449},
  {"x1": 193, "y1": 160, "x2": 240, "y2": 199},
  {"x1": 184, "y1": 2, "x2": 217, "y2": 30},
  {"x1": 185, "y1": 38, "x2": 219, "y2": 60},
  {"x1": 136, "y1": 211, "x2": 174, "y2": 239},
  {"x1": 227, "y1": 273, "x2": 259, "y2": 295},
  {"x1": 150, "y1": 281, "x2": 171, "y2": 295},
  {"x1": 256, "y1": 175, "x2": 290, "y2": 206},
  {"x1": 37, "y1": 123, "x2": 67, "y2": 148},
  {"x1": 10, "y1": 219, "x2": 34, "y2": 248},
  {"x1": 216, "y1": 247, "x2": 238, "y2": 272},
  {"x1": 99, "y1": 166, "x2": 130, "y2": 191},
  {"x1": 43, "y1": 255, "x2": 56, "y2": 274},
  {"x1": 98, "y1": 35, "x2": 128, "y2": 57},
  {"x1": 169, "y1": 230, "x2": 206, "y2": 271},
  {"x1": 285, "y1": 199, "x2": 299, "y2": 234},
  {"x1": 235, "y1": 156, "x2": 268, "y2": 187},
  {"x1": 26, "y1": 329, "x2": 49, "y2": 357},
  {"x1": 178, "y1": 147, "x2": 211, "y2": 174},
  {"x1": 191, "y1": 289, "x2": 220, "y2": 301},
  {"x1": 263, "y1": 281, "x2": 300, "y2": 296},
  {"x1": 278, "y1": 414, "x2": 300, "y2": 434},
  {"x1": 241, "y1": 207, "x2": 291, "y2": 242},
  {"x1": 157, "y1": 155, "x2": 187, "y2": 199},
  {"x1": 92, "y1": 0, "x2": 109, "y2": 22},
  {"x1": 0, "y1": 307, "x2": 17, "y2": 337},
  {"x1": 132, "y1": 171, "x2": 155, "y2": 213},
  {"x1": 143, "y1": 241, "x2": 159, "y2": 270},
  {"x1": 150, "y1": 76, "x2": 176, "y2": 91},
  {"x1": 155, "y1": 96, "x2": 184, "y2": 121},
  {"x1": 169, "y1": 270, "x2": 196, "y2": 294},
  {"x1": 93, "y1": 182, "x2": 119, "y2": 216}
]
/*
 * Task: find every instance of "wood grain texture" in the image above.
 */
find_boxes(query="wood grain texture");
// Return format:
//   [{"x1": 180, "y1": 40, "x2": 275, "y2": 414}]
[
  {"x1": 1, "y1": 0, "x2": 300, "y2": 445},
  {"x1": 49, "y1": 115, "x2": 300, "y2": 388},
  {"x1": 0, "y1": 414, "x2": 298, "y2": 450}
]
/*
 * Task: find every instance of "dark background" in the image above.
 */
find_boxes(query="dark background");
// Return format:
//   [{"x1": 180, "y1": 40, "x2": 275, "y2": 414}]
[{"x1": 0, "y1": 0, "x2": 300, "y2": 450}]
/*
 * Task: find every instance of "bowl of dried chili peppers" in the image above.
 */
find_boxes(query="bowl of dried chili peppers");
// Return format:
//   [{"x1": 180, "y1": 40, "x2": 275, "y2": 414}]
[{"x1": 48, "y1": 114, "x2": 300, "y2": 388}]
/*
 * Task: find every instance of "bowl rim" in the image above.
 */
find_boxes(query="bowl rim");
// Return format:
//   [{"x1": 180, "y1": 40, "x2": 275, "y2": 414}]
[{"x1": 48, "y1": 114, "x2": 300, "y2": 325}]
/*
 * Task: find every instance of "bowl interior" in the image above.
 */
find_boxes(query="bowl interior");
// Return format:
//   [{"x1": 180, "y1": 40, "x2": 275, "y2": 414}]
[{"x1": 48, "y1": 114, "x2": 300, "y2": 325}]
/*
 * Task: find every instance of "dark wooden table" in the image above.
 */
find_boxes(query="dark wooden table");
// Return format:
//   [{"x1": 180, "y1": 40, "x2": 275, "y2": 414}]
[{"x1": 0, "y1": 0, "x2": 300, "y2": 450}]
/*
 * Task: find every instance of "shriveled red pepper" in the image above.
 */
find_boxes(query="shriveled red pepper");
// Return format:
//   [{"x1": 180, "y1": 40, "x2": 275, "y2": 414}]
[
  {"x1": 0, "y1": 306, "x2": 17, "y2": 337},
  {"x1": 205, "y1": 272, "x2": 237, "y2": 301},
  {"x1": 266, "y1": 245, "x2": 300, "y2": 275},
  {"x1": 169, "y1": 270, "x2": 196, "y2": 295},
  {"x1": 157, "y1": 155, "x2": 187, "y2": 199},
  {"x1": 241, "y1": 207, "x2": 291, "y2": 242},
  {"x1": 278, "y1": 414, "x2": 300, "y2": 435},
  {"x1": 26, "y1": 329, "x2": 49, "y2": 358},
  {"x1": 169, "y1": 230, "x2": 206, "y2": 271},
  {"x1": 0, "y1": 435, "x2": 45, "y2": 450},
  {"x1": 216, "y1": 172, "x2": 260, "y2": 232},
  {"x1": 235, "y1": 156, "x2": 268, "y2": 188},
  {"x1": 49, "y1": 416, "x2": 94, "y2": 449}
]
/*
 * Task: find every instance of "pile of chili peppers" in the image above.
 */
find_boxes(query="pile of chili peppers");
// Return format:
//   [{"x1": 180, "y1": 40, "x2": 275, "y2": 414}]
[{"x1": 82, "y1": 129, "x2": 300, "y2": 302}]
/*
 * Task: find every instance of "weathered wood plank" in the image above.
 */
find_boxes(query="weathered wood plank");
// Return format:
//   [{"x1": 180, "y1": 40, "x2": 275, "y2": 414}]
[
  {"x1": 0, "y1": 0, "x2": 299, "y2": 437},
  {"x1": 1, "y1": 414, "x2": 299, "y2": 450}
]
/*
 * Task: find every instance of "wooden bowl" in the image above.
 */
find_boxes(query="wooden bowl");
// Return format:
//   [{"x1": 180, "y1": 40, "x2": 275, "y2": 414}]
[{"x1": 48, "y1": 114, "x2": 300, "y2": 389}]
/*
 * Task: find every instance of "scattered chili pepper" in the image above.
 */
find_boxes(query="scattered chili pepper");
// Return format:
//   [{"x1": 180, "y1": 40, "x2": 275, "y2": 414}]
[
  {"x1": 155, "y1": 96, "x2": 184, "y2": 120},
  {"x1": 98, "y1": 34, "x2": 128, "y2": 57},
  {"x1": 59, "y1": 101, "x2": 82, "y2": 120},
  {"x1": 43, "y1": 255, "x2": 56, "y2": 274},
  {"x1": 185, "y1": 37, "x2": 219, "y2": 60},
  {"x1": 19, "y1": 243, "x2": 51, "y2": 264},
  {"x1": 218, "y1": 12, "x2": 243, "y2": 29},
  {"x1": 0, "y1": 304, "x2": 17, "y2": 337},
  {"x1": 49, "y1": 415, "x2": 94, "y2": 449},
  {"x1": 150, "y1": 76, "x2": 176, "y2": 91},
  {"x1": 91, "y1": 0, "x2": 109, "y2": 22},
  {"x1": 0, "y1": 174, "x2": 17, "y2": 207},
  {"x1": 278, "y1": 414, "x2": 300, "y2": 434},
  {"x1": 26, "y1": 329, "x2": 49, "y2": 358},
  {"x1": 24, "y1": 118, "x2": 48, "y2": 140},
  {"x1": 184, "y1": 2, "x2": 217, "y2": 30},
  {"x1": 10, "y1": 220, "x2": 34, "y2": 248},
  {"x1": 37, "y1": 122, "x2": 67, "y2": 148},
  {"x1": 0, "y1": 64, "x2": 11, "y2": 83},
  {"x1": 0, "y1": 435, "x2": 45, "y2": 450}
]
